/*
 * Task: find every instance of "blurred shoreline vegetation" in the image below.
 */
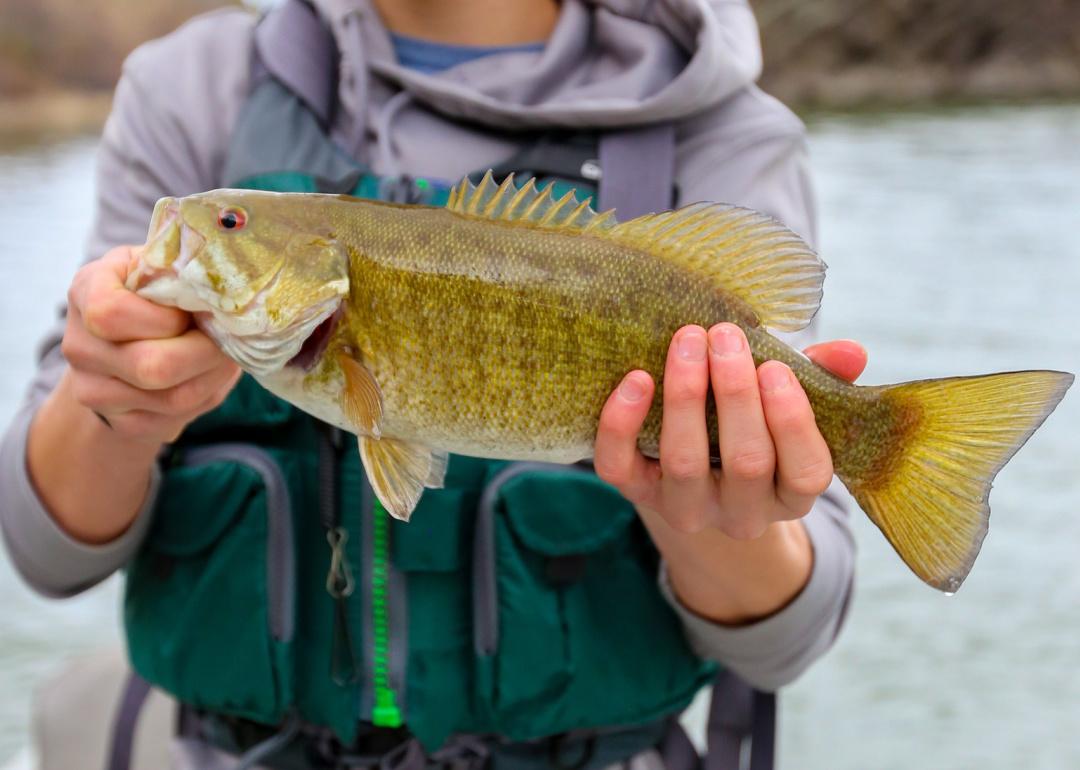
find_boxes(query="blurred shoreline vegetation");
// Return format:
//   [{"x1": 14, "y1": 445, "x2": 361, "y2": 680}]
[
  {"x1": 1, "y1": 0, "x2": 1079, "y2": 141},
  {"x1": 757, "y1": 0, "x2": 1080, "y2": 108},
  {"x1": 0, "y1": 0, "x2": 238, "y2": 139}
]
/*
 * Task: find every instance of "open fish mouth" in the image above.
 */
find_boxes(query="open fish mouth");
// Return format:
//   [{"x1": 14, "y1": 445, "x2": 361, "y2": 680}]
[
  {"x1": 287, "y1": 304, "x2": 342, "y2": 370},
  {"x1": 126, "y1": 197, "x2": 209, "y2": 303}
]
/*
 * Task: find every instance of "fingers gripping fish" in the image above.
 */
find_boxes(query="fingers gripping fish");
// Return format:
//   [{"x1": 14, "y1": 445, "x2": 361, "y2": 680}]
[{"x1": 127, "y1": 172, "x2": 1073, "y2": 593}]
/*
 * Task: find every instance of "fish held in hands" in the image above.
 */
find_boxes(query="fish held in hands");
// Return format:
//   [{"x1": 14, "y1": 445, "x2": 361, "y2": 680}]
[{"x1": 127, "y1": 172, "x2": 1073, "y2": 593}]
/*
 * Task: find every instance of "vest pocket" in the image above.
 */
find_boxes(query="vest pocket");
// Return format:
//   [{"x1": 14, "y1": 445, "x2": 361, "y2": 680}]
[
  {"x1": 124, "y1": 444, "x2": 299, "y2": 724},
  {"x1": 473, "y1": 463, "x2": 703, "y2": 739}
]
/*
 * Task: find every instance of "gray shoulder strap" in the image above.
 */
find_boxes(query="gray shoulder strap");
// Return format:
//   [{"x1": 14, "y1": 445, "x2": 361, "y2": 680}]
[
  {"x1": 597, "y1": 123, "x2": 677, "y2": 218},
  {"x1": 598, "y1": 123, "x2": 777, "y2": 770},
  {"x1": 106, "y1": 671, "x2": 152, "y2": 770},
  {"x1": 253, "y1": 0, "x2": 338, "y2": 127},
  {"x1": 706, "y1": 669, "x2": 776, "y2": 770}
]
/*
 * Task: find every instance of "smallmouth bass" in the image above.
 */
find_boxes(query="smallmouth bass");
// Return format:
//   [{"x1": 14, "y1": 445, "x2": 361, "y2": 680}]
[{"x1": 127, "y1": 172, "x2": 1072, "y2": 592}]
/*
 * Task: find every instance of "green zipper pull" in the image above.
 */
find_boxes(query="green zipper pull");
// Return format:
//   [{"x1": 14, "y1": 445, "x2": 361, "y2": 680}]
[{"x1": 370, "y1": 500, "x2": 403, "y2": 727}]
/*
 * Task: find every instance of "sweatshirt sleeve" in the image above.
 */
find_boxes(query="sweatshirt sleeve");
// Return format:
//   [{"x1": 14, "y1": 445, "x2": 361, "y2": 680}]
[
  {"x1": 660, "y1": 85, "x2": 856, "y2": 690},
  {"x1": 0, "y1": 8, "x2": 254, "y2": 598}
]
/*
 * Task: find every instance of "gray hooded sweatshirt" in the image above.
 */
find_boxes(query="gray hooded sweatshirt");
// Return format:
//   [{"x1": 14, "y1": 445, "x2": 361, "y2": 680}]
[{"x1": 0, "y1": 0, "x2": 854, "y2": 693}]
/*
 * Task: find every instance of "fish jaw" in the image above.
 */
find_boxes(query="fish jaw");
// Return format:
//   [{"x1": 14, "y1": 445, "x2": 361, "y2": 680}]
[
  {"x1": 126, "y1": 194, "x2": 349, "y2": 378},
  {"x1": 127, "y1": 197, "x2": 210, "y2": 312}
]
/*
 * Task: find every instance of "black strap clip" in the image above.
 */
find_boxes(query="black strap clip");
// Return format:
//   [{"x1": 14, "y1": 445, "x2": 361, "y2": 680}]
[{"x1": 547, "y1": 732, "x2": 596, "y2": 770}]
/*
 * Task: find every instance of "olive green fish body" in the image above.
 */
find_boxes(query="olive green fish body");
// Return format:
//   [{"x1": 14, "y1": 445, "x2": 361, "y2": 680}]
[
  {"x1": 129, "y1": 173, "x2": 1072, "y2": 593},
  {"x1": 319, "y1": 202, "x2": 752, "y2": 461}
]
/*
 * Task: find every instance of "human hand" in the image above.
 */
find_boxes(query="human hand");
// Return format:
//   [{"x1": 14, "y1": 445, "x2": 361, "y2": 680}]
[
  {"x1": 594, "y1": 323, "x2": 866, "y2": 539},
  {"x1": 60, "y1": 245, "x2": 240, "y2": 446}
]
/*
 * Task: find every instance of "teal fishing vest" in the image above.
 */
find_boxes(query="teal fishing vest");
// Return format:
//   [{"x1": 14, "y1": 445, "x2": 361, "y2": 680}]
[{"x1": 122, "y1": 2, "x2": 715, "y2": 754}]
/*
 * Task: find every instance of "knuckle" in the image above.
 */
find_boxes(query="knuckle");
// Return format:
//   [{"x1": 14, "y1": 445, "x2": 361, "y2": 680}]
[
  {"x1": 593, "y1": 456, "x2": 630, "y2": 488},
  {"x1": 165, "y1": 379, "x2": 204, "y2": 414},
  {"x1": 662, "y1": 451, "x2": 705, "y2": 483},
  {"x1": 772, "y1": 405, "x2": 811, "y2": 436},
  {"x1": 785, "y1": 459, "x2": 834, "y2": 498},
  {"x1": 725, "y1": 445, "x2": 775, "y2": 482},
  {"x1": 598, "y1": 409, "x2": 640, "y2": 443},
  {"x1": 81, "y1": 291, "x2": 123, "y2": 339},
  {"x1": 721, "y1": 518, "x2": 769, "y2": 541},
  {"x1": 79, "y1": 299, "x2": 111, "y2": 338},
  {"x1": 664, "y1": 376, "x2": 708, "y2": 404},
  {"x1": 59, "y1": 333, "x2": 81, "y2": 364},
  {"x1": 712, "y1": 370, "x2": 757, "y2": 400},
  {"x1": 132, "y1": 348, "x2": 172, "y2": 389},
  {"x1": 664, "y1": 510, "x2": 707, "y2": 535}
]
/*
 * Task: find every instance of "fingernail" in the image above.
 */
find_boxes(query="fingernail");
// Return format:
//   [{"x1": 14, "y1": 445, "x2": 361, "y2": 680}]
[
  {"x1": 759, "y1": 362, "x2": 792, "y2": 392},
  {"x1": 709, "y1": 324, "x2": 744, "y2": 356},
  {"x1": 619, "y1": 375, "x2": 646, "y2": 402},
  {"x1": 677, "y1": 330, "x2": 707, "y2": 361}
]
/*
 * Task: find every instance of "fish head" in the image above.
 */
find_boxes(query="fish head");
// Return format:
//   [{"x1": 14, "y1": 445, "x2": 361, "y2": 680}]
[{"x1": 127, "y1": 190, "x2": 350, "y2": 377}]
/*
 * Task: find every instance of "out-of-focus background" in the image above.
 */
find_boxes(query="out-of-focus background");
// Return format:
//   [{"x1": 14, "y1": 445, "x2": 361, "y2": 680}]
[{"x1": 1, "y1": 1, "x2": 1078, "y2": 768}]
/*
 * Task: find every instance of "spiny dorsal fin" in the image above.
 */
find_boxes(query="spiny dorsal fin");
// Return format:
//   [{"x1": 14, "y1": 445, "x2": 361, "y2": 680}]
[
  {"x1": 446, "y1": 170, "x2": 616, "y2": 233},
  {"x1": 609, "y1": 203, "x2": 826, "y2": 332}
]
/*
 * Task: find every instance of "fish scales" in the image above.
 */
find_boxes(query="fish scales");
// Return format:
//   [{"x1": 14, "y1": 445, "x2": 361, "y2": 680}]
[
  {"x1": 127, "y1": 172, "x2": 1072, "y2": 592},
  {"x1": 329, "y1": 201, "x2": 744, "y2": 460}
]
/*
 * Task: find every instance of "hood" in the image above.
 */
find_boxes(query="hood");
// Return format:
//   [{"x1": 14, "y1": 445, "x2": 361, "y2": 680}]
[{"x1": 313, "y1": 0, "x2": 763, "y2": 130}]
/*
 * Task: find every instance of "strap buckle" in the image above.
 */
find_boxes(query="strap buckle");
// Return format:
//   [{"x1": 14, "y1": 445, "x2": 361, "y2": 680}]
[{"x1": 548, "y1": 732, "x2": 596, "y2": 770}]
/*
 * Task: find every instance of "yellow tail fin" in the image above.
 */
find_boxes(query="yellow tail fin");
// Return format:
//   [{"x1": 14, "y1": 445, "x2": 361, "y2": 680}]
[{"x1": 841, "y1": 370, "x2": 1072, "y2": 592}]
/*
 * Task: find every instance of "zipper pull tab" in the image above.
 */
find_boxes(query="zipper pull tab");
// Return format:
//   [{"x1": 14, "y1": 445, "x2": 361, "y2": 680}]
[
  {"x1": 326, "y1": 527, "x2": 355, "y2": 598},
  {"x1": 326, "y1": 526, "x2": 359, "y2": 685}
]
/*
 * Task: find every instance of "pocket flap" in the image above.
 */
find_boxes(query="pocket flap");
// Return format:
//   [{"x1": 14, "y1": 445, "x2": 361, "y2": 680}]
[
  {"x1": 152, "y1": 460, "x2": 263, "y2": 555},
  {"x1": 494, "y1": 465, "x2": 637, "y2": 557}
]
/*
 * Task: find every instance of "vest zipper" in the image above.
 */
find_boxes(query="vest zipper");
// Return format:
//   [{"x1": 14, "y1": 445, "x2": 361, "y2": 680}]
[
  {"x1": 370, "y1": 499, "x2": 403, "y2": 727},
  {"x1": 363, "y1": 178, "x2": 411, "y2": 728}
]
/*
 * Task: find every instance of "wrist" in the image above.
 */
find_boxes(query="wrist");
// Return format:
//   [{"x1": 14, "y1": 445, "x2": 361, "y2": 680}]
[
  {"x1": 27, "y1": 371, "x2": 161, "y2": 544},
  {"x1": 641, "y1": 508, "x2": 813, "y2": 625}
]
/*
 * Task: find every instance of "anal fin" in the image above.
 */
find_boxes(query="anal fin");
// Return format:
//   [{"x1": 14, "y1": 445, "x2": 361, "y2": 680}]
[{"x1": 359, "y1": 437, "x2": 449, "y2": 521}]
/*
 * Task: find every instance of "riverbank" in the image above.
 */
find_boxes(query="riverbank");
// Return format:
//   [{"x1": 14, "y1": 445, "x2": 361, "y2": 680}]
[
  {"x1": 6, "y1": 79, "x2": 1078, "y2": 150},
  {"x1": 0, "y1": 92, "x2": 110, "y2": 145},
  {"x1": 3, "y1": 0, "x2": 1078, "y2": 140},
  {"x1": 762, "y1": 59, "x2": 1080, "y2": 110}
]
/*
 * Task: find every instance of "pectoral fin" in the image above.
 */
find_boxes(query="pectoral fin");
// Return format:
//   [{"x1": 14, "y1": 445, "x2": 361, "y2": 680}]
[
  {"x1": 359, "y1": 437, "x2": 449, "y2": 521},
  {"x1": 338, "y1": 351, "x2": 383, "y2": 438}
]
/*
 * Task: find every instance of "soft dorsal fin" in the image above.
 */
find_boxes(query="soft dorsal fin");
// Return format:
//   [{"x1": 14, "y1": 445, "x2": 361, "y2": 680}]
[
  {"x1": 446, "y1": 170, "x2": 616, "y2": 233},
  {"x1": 609, "y1": 203, "x2": 826, "y2": 332}
]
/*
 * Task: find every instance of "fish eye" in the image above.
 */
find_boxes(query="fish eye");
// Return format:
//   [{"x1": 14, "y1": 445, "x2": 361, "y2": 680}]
[{"x1": 218, "y1": 207, "x2": 247, "y2": 231}]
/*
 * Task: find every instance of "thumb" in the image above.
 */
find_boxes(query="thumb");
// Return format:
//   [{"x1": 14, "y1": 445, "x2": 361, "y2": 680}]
[{"x1": 803, "y1": 339, "x2": 867, "y2": 383}]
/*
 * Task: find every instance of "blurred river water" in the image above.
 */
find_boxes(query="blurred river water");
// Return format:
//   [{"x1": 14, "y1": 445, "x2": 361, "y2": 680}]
[{"x1": 0, "y1": 103, "x2": 1077, "y2": 768}]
